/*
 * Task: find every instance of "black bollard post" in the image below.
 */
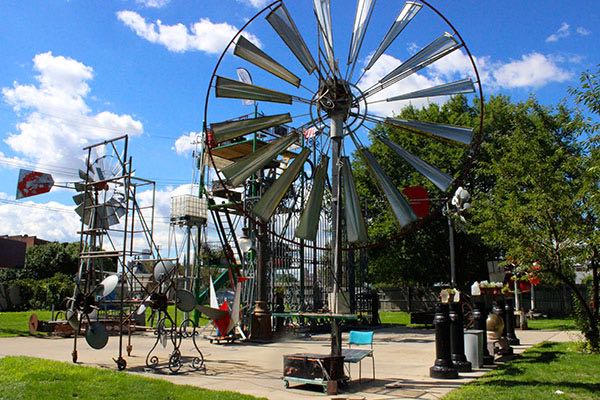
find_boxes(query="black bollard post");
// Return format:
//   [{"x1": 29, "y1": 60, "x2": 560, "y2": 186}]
[
  {"x1": 430, "y1": 303, "x2": 459, "y2": 379},
  {"x1": 473, "y1": 300, "x2": 494, "y2": 365},
  {"x1": 493, "y1": 298, "x2": 507, "y2": 337},
  {"x1": 449, "y1": 301, "x2": 472, "y2": 372},
  {"x1": 504, "y1": 298, "x2": 520, "y2": 345}
]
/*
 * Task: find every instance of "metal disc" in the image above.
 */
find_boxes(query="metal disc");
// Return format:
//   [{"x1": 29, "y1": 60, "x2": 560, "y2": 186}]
[
  {"x1": 28, "y1": 313, "x2": 39, "y2": 334},
  {"x1": 136, "y1": 303, "x2": 147, "y2": 316},
  {"x1": 99, "y1": 274, "x2": 119, "y2": 298},
  {"x1": 176, "y1": 289, "x2": 197, "y2": 312},
  {"x1": 85, "y1": 322, "x2": 109, "y2": 350},
  {"x1": 154, "y1": 260, "x2": 175, "y2": 281},
  {"x1": 67, "y1": 310, "x2": 80, "y2": 330}
]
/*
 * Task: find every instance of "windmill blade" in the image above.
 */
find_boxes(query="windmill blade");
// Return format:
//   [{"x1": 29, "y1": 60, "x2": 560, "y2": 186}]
[
  {"x1": 154, "y1": 260, "x2": 175, "y2": 282},
  {"x1": 220, "y1": 132, "x2": 298, "y2": 187},
  {"x1": 365, "y1": 1, "x2": 422, "y2": 71},
  {"x1": 211, "y1": 113, "x2": 292, "y2": 144},
  {"x1": 363, "y1": 33, "x2": 462, "y2": 99},
  {"x1": 209, "y1": 276, "x2": 218, "y2": 309},
  {"x1": 73, "y1": 192, "x2": 93, "y2": 207},
  {"x1": 348, "y1": 0, "x2": 376, "y2": 67},
  {"x1": 196, "y1": 305, "x2": 228, "y2": 320},
  {"x1": 215, "y1": 76, "x2": 292, "y2": 104},
  {"x1": 103, "y1": 204, "x2": 120, "y2": 227},
  {"x1": 74, "y1": 182, "x2": 86, "y2": 192},
  {"x1": 252, "y1": 147, "x2": 311, "y2": 222},
  {"x1": 267, "y1": 3, "x2": 317, "y2": 75},
  {"x1": 359, "y1": 148, "x2": 417, "y2": 227},
  {"x1": 384, "y1": 117, "x2": 473, "y2": 145},
  {"x1": 341, "y1": 157, "x2": 368, "y2": 243},
  {"x1": 313, "y1": 0, "x2": 335, "y2": 72},
  {"x1": 234, "y1": 36, "x2": 301, "y2": 87},
  {"x1": 98, "y1": 274, "x2": 119, "y2": 298},
  {"x1": 379, "y1": 136, "x2": 453, "y2": 192},
  {"x1": 74, "y1": 200, "x2": 94, "y2": 226},
  {"x1": 226, "y1": 282, "x2": 242, "y2": 334},
  {"x1": 384, "y1": 78, "x2": 475, "y2": 102},
  {"x1": 295, "y1": 155, "x2": 329, "y2": 241},
  {"x1": 107, "y1": 197, "x2": 126, "y2": 218}
]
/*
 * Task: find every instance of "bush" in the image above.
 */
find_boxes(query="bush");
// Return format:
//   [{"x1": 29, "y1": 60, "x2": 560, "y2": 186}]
[{"x1": 3, "y1": 275, "x2": 74, "y2": 311}]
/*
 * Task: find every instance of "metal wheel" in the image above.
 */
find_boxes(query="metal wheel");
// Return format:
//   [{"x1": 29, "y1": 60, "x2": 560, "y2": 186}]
[{"x1": 203, "y1": 0, "x2": 483, "y2": 252}]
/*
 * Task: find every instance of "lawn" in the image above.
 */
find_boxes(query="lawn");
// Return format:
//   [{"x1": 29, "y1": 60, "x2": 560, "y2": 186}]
[
  {"x1": 0, "y1": 356, "x2": 263, "y2": 400},
  {"x1": 0, "y1": 310, "x2": 53, "y2": 337},
  {"x1": 444, "y1": 342, "x2": 600, "y2": 400},
  {"x1": 379, "y1": 311, "x2": 411, "y2": 325},
  {"x1": 0, "y1": 309, "x2": 210, "y2": 338},
  {"x1": 527, "y1": 318, "x2": 577, "y2": 331}
]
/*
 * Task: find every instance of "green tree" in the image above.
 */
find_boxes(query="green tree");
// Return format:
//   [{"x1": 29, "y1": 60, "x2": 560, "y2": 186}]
[
  {"x1": 469, "y1": 95, "x2": 600, "y2": 351},
  {"x1": 23, "y1": 242, "x2": 79, "y2": 280}
]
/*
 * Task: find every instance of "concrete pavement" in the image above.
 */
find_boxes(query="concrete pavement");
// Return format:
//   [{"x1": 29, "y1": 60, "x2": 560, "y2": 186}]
[{"x1": 0, "y1": 327, "x2": 581, "y2": 400}]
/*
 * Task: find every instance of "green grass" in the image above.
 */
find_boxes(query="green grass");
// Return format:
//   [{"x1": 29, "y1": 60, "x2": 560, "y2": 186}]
[
  {"x1": 527, "y1": 318, "x2": 577, "y2": 331},
  {"x1": 444, "y1": 342, "x2": 600, "y2": 400},
  {"x1": 0, "y1": 356, "x2": 263, "y2": 400},
  {"x1": 0, "y1": 310, "x2": 53, "y2": 337},
  {"x1": 379, "y1": 311, "x2": 411, "y2": 325}
]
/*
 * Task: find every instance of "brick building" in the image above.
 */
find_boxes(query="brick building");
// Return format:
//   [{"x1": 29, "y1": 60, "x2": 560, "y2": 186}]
[{"x1": 0, "y1": 235, "x2": 49, "y2": 268}]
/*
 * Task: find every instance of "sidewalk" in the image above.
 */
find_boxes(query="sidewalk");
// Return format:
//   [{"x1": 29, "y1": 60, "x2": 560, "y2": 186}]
[{"x1": 0, "y1": 327, "x2": 581, "y2": 400}]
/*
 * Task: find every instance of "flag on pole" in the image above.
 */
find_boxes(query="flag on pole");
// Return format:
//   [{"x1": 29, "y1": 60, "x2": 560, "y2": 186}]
[{"x1": 236, "y1": 68, "x2": 256, "y2": 106}]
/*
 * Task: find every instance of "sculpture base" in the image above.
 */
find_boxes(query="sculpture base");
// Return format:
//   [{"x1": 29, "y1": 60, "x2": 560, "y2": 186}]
[
  {"x1": 451, "y1": 356, "x2": 472, "y2": 373},
  {"x1": 430, "y1": 364, "x2": 459, "y2": 379},
  {"x1": 251, "y1": 301, "x2": 272, "y2": 342}
]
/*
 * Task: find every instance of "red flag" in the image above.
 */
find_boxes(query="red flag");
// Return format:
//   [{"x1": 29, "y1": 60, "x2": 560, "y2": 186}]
[
  {"x1": 402, "y1": 186, "x2": 430, "y2": 218},
  {"x1": 303, "y1": 126, "x2": 317, "y2": 140},
  {"x1": 16, "y1": 169, "x2": 54, "y2": 199}
]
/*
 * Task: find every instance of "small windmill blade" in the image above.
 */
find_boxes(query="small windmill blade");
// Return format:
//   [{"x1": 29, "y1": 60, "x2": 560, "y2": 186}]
[
  {"x1": 98, "y1": 274, "x2": 119, "y2": 298},
  {"x1": 234, "y1": 36, "x2": 301, "y2": 87},
  {"x1": 215, "y1": 76, "x2": 293, "y2": 104},
  {"x1": 365, "y1": 1, "x2": 422, "y2": 71},
  {"x1": 341, "y1": 157, "x2": 368, "y2": 243},
  {"x1": 384, "y1": 118, "x2": 473, "y2": 145},
  {"x1": 295, "y1": 155, "x2": 329, "y2": 241},
  {"x1": 363, "y1": 32, "x2": 462, "y2": 99},
  {"x1": 359, "y1": 147, "x2": 417, "y2": 227},
  {"x1": 252, "y1": 147, "x2": 311, "y2": 222},
  {"x1": 378, "y1": 136, "x2": 453, "y2": 192},
  {"x1": 220, "y1": 133, "x2": 298, "y2": 187},
  {"x1": 266, "y1": 3, "x2": 317, "y2": 74},
  {"x1": 211, "y1": 113, "x2": 292, "y2": 144},
  {"x1": 348, "y1": 0, "x2": 376, "y2": 68},
  {"x1": 385, "y1": 78, "x2": 476, "y2": 102},
  {"x1": 313, "y1": 0, "x2": 335, "y2": 72}
]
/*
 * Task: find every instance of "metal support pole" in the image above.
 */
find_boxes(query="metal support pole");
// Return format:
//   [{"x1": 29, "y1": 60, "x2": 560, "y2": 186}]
[
  {"x1": 447, "y1": 214, "x2": 456, "y2": 288},
  {"x1": 330, "y1": 114, "x2": 343, "y2": 357},
  {"x1": 504, "y1": 298, "x2": 520, "y2": 345},
  {"x1": 473, "y1": 300, "x2": 494, "y2": 365},
  {"x1": 430, "y1": 303, "x2": 458, "y2": 379},
  {"x1": 251, "y1": 223, "x2": 272, "y2": 341}
]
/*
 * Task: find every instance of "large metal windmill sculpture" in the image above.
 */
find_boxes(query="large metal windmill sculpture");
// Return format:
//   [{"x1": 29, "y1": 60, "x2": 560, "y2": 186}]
[{"x1": 203, "y1": 0, "x2": 483, "y2": 350}]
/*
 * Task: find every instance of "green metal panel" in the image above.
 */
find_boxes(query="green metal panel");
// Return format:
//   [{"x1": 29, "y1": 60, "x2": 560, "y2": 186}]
[
  {"x1": 211, "y1": 113, "x2": 292, "y2": 144},
  {"x1": 252, "y1": 147, "x2": 311, "y2": 222},
  {"x1": 220, "y1": 133, "x2": 298, "y2": 187},
  {"x1": 295, "y1": 154, "x2": 329, "y2": 241},
  {"x1": 215, "y1": 76, "x2": 292, "y2": 104},
  {"x1": 384, "y1": 117, "x2": 473, "y2": 145}
]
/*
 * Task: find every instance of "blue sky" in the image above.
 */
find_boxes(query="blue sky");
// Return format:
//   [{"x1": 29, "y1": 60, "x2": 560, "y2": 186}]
[{"x1": 0, "y1": 0, "x2": 597, "y2": 247}]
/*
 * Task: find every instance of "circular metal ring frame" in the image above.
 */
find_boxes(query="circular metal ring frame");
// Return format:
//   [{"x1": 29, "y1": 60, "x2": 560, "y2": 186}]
[{"x1": 202, "y1": 0, "x2": 484, "y2": 252}]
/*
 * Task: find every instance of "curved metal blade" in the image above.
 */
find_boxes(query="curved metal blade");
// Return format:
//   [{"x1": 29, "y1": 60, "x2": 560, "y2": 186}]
[
  {"x1": 99, "y1": 274, "x2": 119, "y2": 298},
  {"x1": 267, "y1": 3, "x2": 317, "y2": 74},
  {"x1": 211, "y1": 113, "x2": 292, "y2": 144},
  {"x1": 67, "y1": 310, "x2": 80, "y2": 330},
  {"x1": 85, "y1": 322, "x2": 109, "y2": 350},
  {"x1": 365, "y1": 1, "x2": 422, "y2": 71},
  {"x1": 215, "y1": 76, "x2": 292, "y2": 104},
  {"x1": 341, "y1": 157, "x2": 368, "y2": 243},
  {"x1": 385, "y1": 78, "x2": 475, "y2": 102},
  {"x1": 364, "y1": 33, "x2": 462, "y2": 99},
  {"x1": 220, "y1": 133, "x2": 298, "y2": 187},
  {"x1": 252, "y1": 147, "x2": 311, "y2": 222},
  {"x1": 196, "y1": 305, "x2": 228, "y2": 321},
  {"x1": 348, "y1": 0, "x2": 376, "y2": 66},
  {"x1": 234, "y1": 36, "x2": 301, "y2": 87},
  {"x1": 295, "y1": 155, "x2": 329, "y2": 241},
  {"x1": 359, "y1": 148, "x2": 416, "y2": 227},
  {"x1": 384, "y1": 117, "x2": 473, "y2": 145},
  {"x1": 313, "y1": 0, "x2": 335, "y2": 72},
  {"x1": 176, "y1": 289, "x2": 197, "y2": 312},
  {"x1": 379, "y1": 136, "x2": 453, "y2": 192}
]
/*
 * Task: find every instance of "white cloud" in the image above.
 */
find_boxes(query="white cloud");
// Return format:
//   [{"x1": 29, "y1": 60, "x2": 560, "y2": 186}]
[
  {"x1": 237, "y1": 0, "x2": 270, "y2": 8},
  {"x1": 576, "y1": 27, "x2": 591, "y2": 36},
  {"x1": 172, "y1": 132, "x2": 201, "y2": 155},
  {"x1": 0, "y1": 193, "x2": 80, "y2": 242},
  {"x1": 136, "y1": 0, "x2": 170, "y2": 8},
  {"x1": 116, "y1": 10, "x2": 261, "y2": 54},
  {"x1": 492, "y1": 52, "x2": 572, "y2": 88},
  {"x1": 2, "y1": 52, "x2": 143, "y2": 172},
  {"x1": 546, "y1": 22, "x2": 570, "y2": 43}
]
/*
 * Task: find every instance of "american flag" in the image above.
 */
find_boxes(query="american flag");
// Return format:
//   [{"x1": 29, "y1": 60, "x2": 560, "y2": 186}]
[{"x1": 303, "y1": 126, "x2": 318, "y2": 140}]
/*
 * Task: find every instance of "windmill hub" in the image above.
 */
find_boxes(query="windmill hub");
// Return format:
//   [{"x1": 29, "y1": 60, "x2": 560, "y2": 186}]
[{"x1": 317, "y1": 78, "x2": 353, "y2": 119}]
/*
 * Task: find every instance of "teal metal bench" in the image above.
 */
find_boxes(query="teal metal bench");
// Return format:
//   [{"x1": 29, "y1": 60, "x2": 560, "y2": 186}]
[{"x1": 342, "y1": 330, "x2": 375, "y2": 381}]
